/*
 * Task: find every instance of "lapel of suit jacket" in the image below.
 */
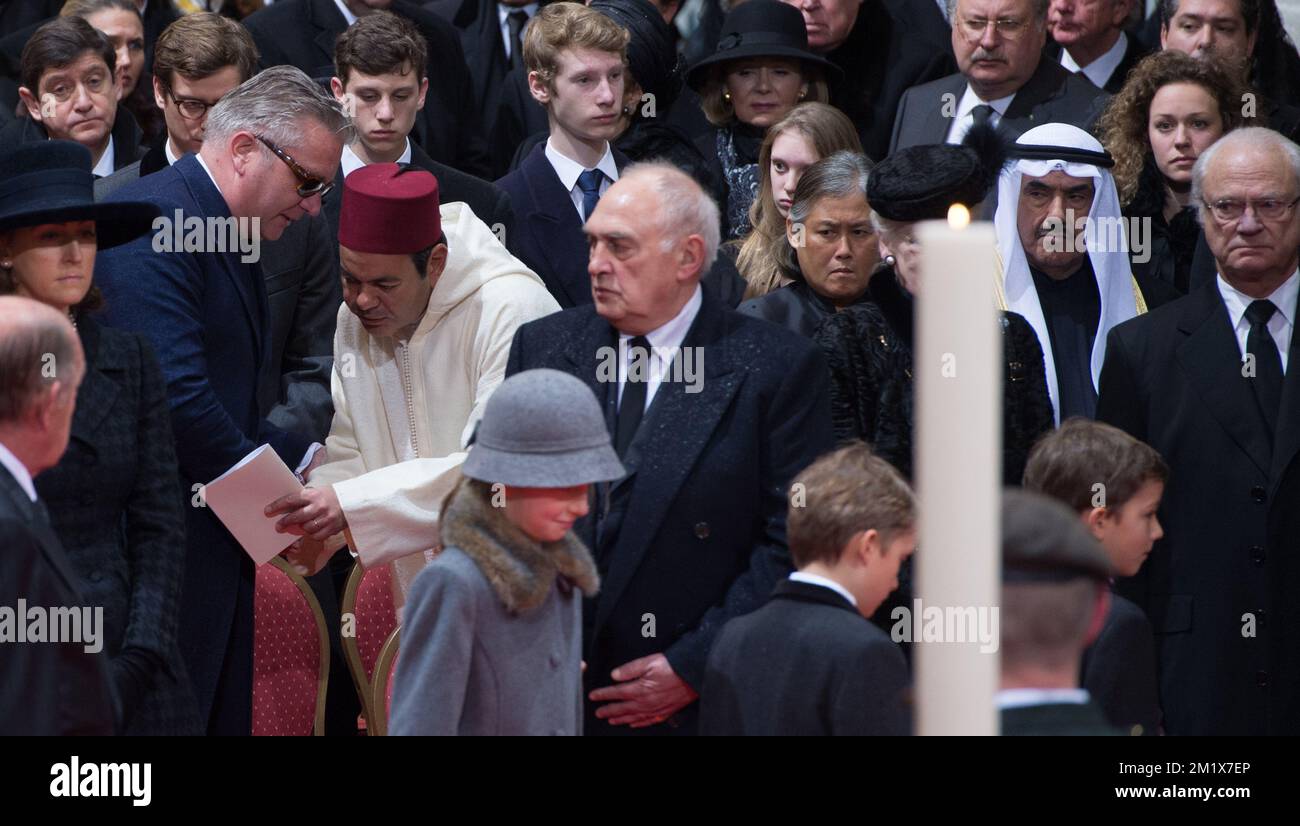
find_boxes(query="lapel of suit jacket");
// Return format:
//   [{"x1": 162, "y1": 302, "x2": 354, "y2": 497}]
[
  {"x1": 67, "y1": 318, "x2": 120, "y2": 452},
  {"x1": 309, "y1": 0, "x2": 345, "y2": 73},
  {"x1": 925, "y1": 75, "x2": 966, "y2": 145},
  {"x1": 174, "y1": 156, "x2": 266, "y2": 359},
  {"x1": 1269, "y1": 284, "x2": 1300, "y2": 490},
  {"x1": 1004, "y1": 57, "x2": 1069, "y2": 125},
  {"x1": 1175, "y1": 281, "x2": 1272, "y2": 477},
  {"x1": 521, "y1": 144, "x2": 592, "y2": 307},
  {"x1": 593, "y1": 292, "x2": 744, "y2": 631},
  {"x1": 0, "y1": 464, "x2": 81, "y2": 596}
]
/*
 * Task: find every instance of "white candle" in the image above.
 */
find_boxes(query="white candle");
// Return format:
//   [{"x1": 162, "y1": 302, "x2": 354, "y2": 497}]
[{"x1": 914, "y1": 207, "x2": 1001, "y2": 736}]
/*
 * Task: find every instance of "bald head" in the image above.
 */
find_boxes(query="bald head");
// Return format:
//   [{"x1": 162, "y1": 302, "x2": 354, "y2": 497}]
[
  {"x1": 584, "y1": 162, "x2": 720, "y2": 334},
  {"x1": 1192, "y1": 128, "x2": 1300, "y2": 295},
  {"x1": 0, "y1": 296, "x2": 84, "y2": 474}
]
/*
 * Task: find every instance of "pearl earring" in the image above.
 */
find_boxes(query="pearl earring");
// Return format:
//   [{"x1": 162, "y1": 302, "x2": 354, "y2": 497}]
[{"x1": 884, "y1": 254, "x2": 897, "y2": 268}]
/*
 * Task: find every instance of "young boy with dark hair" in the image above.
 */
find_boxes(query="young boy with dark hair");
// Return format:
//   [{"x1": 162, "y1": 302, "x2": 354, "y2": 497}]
[
  {"x1": 1023, "y1": 417, "x2": 1169, "y2": 735},
  {"x1": 700, "y1": 441, "x2": 916, "y2": 736}
]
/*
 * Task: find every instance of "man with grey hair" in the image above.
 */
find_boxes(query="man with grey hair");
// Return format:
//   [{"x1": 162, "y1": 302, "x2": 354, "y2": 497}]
[
  {"x1": 891, "y1": 0, "x2": 1109, "y2": 150},
  {"x1": 505, "y1": 161, "x2": 834, "y2": 735},
  {"x1": 0, "y1": 296, "x2": 116, "y2": 735},
  {"x1": 1098, "y1": 127, "x2": 1300, "y2": 734},
  {"x1": 93, "y1": 65, "x2": 353, "y2": 735},
  {"x1": 1046, "y1": 0, "x2": 1149, "y2": 93}
]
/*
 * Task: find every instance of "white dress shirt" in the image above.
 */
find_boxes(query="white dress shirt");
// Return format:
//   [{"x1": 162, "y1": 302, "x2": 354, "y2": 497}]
[
  {"x1": 616, "y1": 285, "x2": 702, "y2": 411},
  {"x1": 945, "y1": 85, "x2": 1015, "y2": 144},
  {"x1": 91, "y1": 135, "x2": 115, "y2": 177},
  {"x1": 789, "y1": 572, "x2": 858, "y2": 608},
  {"x1": 0, "y1": 440, "x2": 36, "y2": 502},
  {"x1": 165, "y1": 137, "x2": 182, "y2": 166},
  {"x1": 1060, "y1": 31, "x2": 1128, "y2": 90},
  {"x1": 340, "y1": 138, "x2": 413, "y2": 179},
  {"x1": 497, "y1": 2, "x2": 539, "y2": 61},
  {"x1": 1217, "y1": 269, "x2": 1300, "y2": 374},
  {"x1": 936, "y1": 0, "x2": 949, "y2": 21},
  {"x1": 996, "y1": 688, "x2": 1091, "y2": 709},
  {"x1": 545, "y1": 137, "x2": 619, "y2": 221}
]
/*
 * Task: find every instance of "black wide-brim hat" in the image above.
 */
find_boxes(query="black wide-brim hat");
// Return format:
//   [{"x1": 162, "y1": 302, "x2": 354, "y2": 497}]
[
  {"x1": 868, "y1": 123, "x2": 1010, "y2": 222},
  {"x1": 0, "y1": 141, "x2": 160, "y2": 248},
  {"x1": 686, "y1": 0, "x2": 841, "y2": 91}
]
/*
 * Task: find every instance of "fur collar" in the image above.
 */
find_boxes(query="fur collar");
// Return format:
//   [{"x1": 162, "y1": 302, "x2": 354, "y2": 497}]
[{"x1": 440, "y1": 482, "x2": 599, "y2": 615}]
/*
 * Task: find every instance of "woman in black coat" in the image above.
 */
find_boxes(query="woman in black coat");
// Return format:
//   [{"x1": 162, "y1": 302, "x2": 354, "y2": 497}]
[
  {"x1": 814, "y1": 128, "x2": 1054, "y2": 485},
  {"x1": 0, "y1": 140, "x2": 199, "y2": 734},
  {"x1": 1098, "y1": 51, "x2": 1248, "y2": 296},
  {"x1": 684, "y1": 1, "x2": 836, "y2": 241},
  {"x1": 738, "y1": 151, "x2": 877, "y2": 338}
]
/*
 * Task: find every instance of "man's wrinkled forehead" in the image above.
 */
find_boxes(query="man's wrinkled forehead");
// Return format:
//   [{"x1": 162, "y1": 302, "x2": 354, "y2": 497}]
[{"x1": 1020, "y1": 168, "x2": 1097, "y2": 192}]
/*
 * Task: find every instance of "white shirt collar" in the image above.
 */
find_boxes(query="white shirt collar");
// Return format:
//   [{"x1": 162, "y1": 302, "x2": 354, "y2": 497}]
[
  {"x1": 544, "y1": 137, "x2": 618, "y2": 194},
  {"x1": 996, "y1": 688, "x2": 1091, "y2": 709},
  {"x1": 619, "y1": 284, "x2": 701, "y2": 352},
  {"x1": 1218, "y1": 269, "x2": 1300, "y2": 332},
  {"x1": 1060, "y1": 31, "x2": 1128, "y2": 89},
  {"x1": 498, "y1": 2, "x2": 539, "y2": 60},
  {"x1": 788, "y1": 572, "x2": 858, "y2": 608},
  {"x1": 333, "y1": 0, "x2": 358, "y2": 27},
  {"x1": 195, "y1": 153, "x2": 223, "y2": 196},
  {"x1": 947, "y1": 85, "x2": 1016, "y2": 144},
  {"x1": 0, "y1": 440, "x2": 36, "y2": 502},
  {"x1": 91, "y1": 135, "x2": 115, "y2": 177},
  {"x1": 340, "y1": 138, "x2": 413, "y2": 179},
  {"x1": 165, "y1": 137, "x2": 182, "y2": 166}
]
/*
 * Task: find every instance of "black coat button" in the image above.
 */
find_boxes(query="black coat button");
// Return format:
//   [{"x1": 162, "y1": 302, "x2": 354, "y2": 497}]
[
  {"x1": 1258, "y1": 670, "x2": 1269, "y2": 687},
  {"x1": 1251, "y1": 486, "x2": 1266, "y2": 504},
  {"x1": 694, "y1": 522, "x2": 710, "y2": 539},
  {"x1": 1251, "y1": 545, "x2": 1266, "y2": 565}
]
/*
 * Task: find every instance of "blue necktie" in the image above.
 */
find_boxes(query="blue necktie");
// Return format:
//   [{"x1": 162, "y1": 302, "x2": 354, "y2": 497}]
[{"x1": 577, "y1": 168, "x2": 604, "y2": 221}]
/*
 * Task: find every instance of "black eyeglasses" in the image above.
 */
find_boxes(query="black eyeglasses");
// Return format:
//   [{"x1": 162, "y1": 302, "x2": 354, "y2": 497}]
[
  {"x1": 255, "y1": 134, "x2": 333, "y2": 199},
  {"x1": 163, "y1": 85, "x2": 218, "y2": 120}
]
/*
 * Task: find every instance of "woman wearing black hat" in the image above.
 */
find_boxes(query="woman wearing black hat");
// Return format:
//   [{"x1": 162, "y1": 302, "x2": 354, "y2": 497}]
[
  {"x1": 814, "y1": 126, "x2": 1055, "y2": 485},
  {"x1": 0, "y1": 140, "x2": 200, "y2": 734},
  {"x1": 737, "y1": 150, "x2": 879, "y2": 339},
  {"x1": 686, "y1": 0, "x2": 835, "y2": 241}
]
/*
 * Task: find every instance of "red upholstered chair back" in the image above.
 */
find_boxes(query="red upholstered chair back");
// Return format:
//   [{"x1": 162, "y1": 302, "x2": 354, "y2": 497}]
[
  {"x1": 341, "y1": 561, "x2": 398, "y2": 729},
  {"x1": 369, "y1": 628, "x2": 401, "y2": 737},
  {"x1": 252, "y1": 557, "x2": 330, "y2": 736}
]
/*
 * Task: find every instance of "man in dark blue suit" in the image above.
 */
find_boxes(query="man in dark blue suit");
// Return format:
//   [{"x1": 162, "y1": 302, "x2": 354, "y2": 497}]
[
  {"x1": 505, "y1": 162, "x2": 834, "y2": 734},
  {"x1": 94, "y1": 66, "x2": 352, "y2": 735},
  {"x1": 495, "y1": 2, "x2": 629, "y2": 309}
]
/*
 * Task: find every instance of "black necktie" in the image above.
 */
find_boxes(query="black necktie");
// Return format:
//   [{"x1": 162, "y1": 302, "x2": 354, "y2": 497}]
[
  {"x1": 971, "y1": 104, "x2": 994, "y2": 129},
  {"x1": 507, "y1": 10, "x2": 529, "y2": 70},
  {"x1": 615, "y1": 336, "x2": 651, "y2": 457},
  {"x1": 1246, "y1": 299, "x2": 1283, "y2": 433}
]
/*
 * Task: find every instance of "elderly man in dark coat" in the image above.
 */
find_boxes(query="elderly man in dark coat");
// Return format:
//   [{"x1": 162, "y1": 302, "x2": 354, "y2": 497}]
[
  {"x1": 506, "y1": 161, "x2": 834, "y2": 735},
  {"x1": 1097, "y1": 127, "x2": 1300, "y2": 734}
]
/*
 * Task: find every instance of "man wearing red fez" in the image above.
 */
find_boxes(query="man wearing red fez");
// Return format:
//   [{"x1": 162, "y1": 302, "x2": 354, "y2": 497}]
[{"x1": 265, "y1": 163, "x2": 558, "y2": 600}]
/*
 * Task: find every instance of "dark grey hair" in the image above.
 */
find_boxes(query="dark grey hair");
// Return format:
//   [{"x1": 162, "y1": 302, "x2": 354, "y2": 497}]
[
  {"x1": 1191, "y1": 127, "x2": 1300, "y2": 225},
  {"x1": 620, "y1": 161, "x2": 721, "y2": 274},
  {"x1": 781, "y1": 151, "x2": 872, "y2": 281},
  {"x1": 204, "y1": 64, "x2": 354, "y2": 149}
]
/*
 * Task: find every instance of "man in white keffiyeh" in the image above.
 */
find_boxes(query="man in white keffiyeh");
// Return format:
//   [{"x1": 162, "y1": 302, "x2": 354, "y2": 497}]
[{"x1": 995, "y1": 122, "x2": 1145, "y2": 422}]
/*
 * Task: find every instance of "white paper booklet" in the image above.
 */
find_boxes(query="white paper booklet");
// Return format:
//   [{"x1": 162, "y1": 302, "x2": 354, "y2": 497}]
[{"x1": 204, "y1": 444, "x2": 303, "y2": 565}]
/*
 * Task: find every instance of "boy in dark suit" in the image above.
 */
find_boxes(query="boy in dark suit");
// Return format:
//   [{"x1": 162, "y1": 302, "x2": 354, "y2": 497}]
[
  {"x1": 700, "y1": 442, "x2": 916, "y2": 736},
  {"x1": 495, "y1": 3, "x2": 629, "y2": 308},
  {"x1": 1023, "y1": 418, "x2": 1168, "y2": 735}
]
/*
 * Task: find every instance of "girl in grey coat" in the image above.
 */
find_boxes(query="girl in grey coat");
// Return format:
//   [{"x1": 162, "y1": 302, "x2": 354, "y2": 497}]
[{"x1": 390, "y1": 369, "x2": 625, "y2": 735}]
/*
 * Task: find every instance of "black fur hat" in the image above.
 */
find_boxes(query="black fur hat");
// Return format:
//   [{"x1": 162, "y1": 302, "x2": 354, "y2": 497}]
[{"x1": 867, "y1": 123, "x2": 1009, "y2": 222}]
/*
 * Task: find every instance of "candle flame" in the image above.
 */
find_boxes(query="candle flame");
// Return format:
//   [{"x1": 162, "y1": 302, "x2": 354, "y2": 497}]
[{"x1": 948, "y1": 204, "x2": 971, "y2": 229}]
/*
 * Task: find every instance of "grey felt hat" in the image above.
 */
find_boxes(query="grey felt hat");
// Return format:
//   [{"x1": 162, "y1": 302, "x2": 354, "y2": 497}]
[{"x1": 462, "y1": 369, "x2": 626, "y2": 487}]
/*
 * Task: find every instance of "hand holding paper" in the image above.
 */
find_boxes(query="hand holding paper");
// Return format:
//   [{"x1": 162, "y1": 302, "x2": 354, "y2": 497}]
[
  {"x1": 265, "y1": 485, "x2": 348, "y2": 541},
  {"x1": 203, "y1": 445, "x2": 304, "y2": 565}
]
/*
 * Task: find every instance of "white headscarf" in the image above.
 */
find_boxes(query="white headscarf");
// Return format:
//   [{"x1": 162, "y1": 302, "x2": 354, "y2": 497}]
[{"x1": 994, "y1": 123, "x2": 1138, "y2": 423}]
